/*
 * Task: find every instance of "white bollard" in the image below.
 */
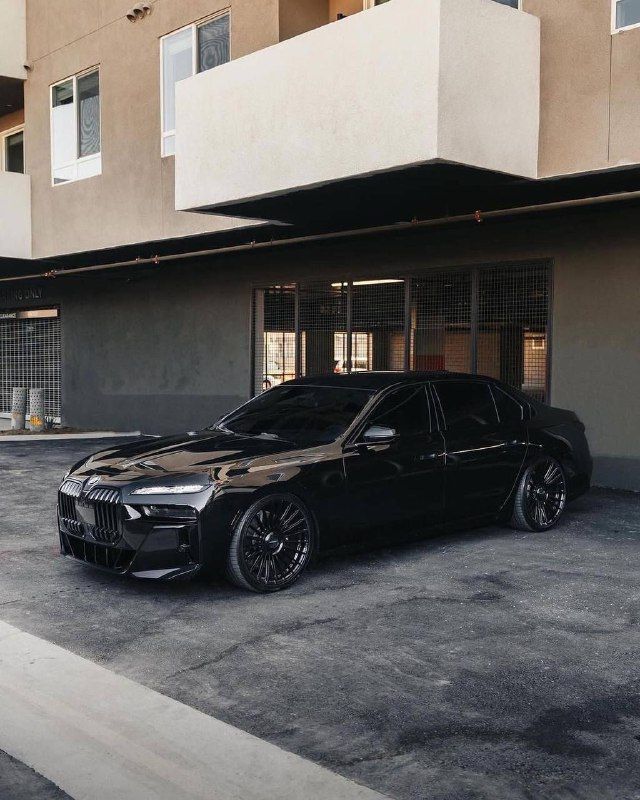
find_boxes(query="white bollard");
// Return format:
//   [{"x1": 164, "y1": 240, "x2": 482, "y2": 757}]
[
  {"x1": 28, "y1": 388, "x2": 45, "y2": 432},
  {"x1": 11, "y1": 387, "x2": 27, "y2": 430}
]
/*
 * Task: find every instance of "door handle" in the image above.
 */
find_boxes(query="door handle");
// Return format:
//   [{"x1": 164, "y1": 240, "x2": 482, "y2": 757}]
[{"x1": 418, "y1": 452, "x2": 445, "y2": 462}]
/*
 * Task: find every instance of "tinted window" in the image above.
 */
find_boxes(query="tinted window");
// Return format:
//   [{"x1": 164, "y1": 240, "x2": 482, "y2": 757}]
[
  {"x1": 492, "y1": 386, "x2": 524, "y2": 424},
  {"x1": 217, "y1": 386, "x2": 373, "y2": 445},
  {"x1": 366, "y1": 386, "x2": 430, "y2": 437},
  {"x1": 435, "y1": 382, "x2": 498, "y2": 432}
]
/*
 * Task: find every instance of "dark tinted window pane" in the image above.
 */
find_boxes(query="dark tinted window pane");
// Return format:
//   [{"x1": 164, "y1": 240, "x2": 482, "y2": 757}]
[
  {"x1": 198, "y1": 15, "x2": 230, "y2": 73},
  {"x1": 5, "y1": 131, "x2": 24, "y2": 173},
  {"x1": 617, "y1": 0, "x2": 640, "y2": 28},
  {"x1": 77, "y1": 71, "x2": 100, "y2": 157},
  {"x1": 492, "y1": 386, "x2": 524, "y2": 424},
  {"x1": 219, "y1": 386, "x2": 373, "y2": 445},
  {"x1": 435, "y1": 382, "x2": 498, "y2": 432},
  {"x1": 368, "y1": 386, "x2": 430, "y2": 437},
  {"x1": 492, "y1": 0, "x2": 519, "y2": 7}
]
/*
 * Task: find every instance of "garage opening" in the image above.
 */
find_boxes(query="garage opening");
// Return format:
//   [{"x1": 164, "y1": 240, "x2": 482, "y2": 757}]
[
  {"x1": 253, "y1": 262, "x2": 550, "y2": 401},
  {"x1": 0, "y1": 308, "x2": 61, "y2": 421}
]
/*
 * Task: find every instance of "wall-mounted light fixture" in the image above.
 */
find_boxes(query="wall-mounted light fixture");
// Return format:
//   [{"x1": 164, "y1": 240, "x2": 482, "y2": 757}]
[{"x1": 126, "y1": 3, "x2": 152, "y2": 22}]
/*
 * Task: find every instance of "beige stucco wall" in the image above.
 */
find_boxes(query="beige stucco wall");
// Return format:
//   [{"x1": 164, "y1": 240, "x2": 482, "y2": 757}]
[
  {"x1": 525, "y1": 0, "x2": 640, "y2": 177},
  {"x1": 25, "y1": 0, "x2": 279, "y2": 259}
]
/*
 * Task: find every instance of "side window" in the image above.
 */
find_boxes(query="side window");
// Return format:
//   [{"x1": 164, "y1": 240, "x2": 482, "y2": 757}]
[
  {"x1": 365, "y1": 386, "x2": 430, "y2": 437},
  {"x1": 435, "y1": 381, "x2": 498, "y2": 432},
  {"x1": 491, "y1": 386, "x2": 524, "y2": 425},
  {"x1": 51, "y1": 69, "x2": 101, "y2": 185},
  {"x1": 161, "y1": 14, "x2": 230, "y2": 156}
]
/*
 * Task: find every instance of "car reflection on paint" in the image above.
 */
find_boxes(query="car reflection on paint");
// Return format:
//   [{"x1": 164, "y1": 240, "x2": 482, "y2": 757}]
[{"x1": 57, "y1": 372, "x2": 592, "y2": 593}]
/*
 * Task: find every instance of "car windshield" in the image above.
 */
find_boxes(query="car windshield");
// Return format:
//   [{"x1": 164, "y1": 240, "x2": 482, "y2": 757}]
[{"x1": 214, "y1": 385, "x2": 375, "y2": 445}]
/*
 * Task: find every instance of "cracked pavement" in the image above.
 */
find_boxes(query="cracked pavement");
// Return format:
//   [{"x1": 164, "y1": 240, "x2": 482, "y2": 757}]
[{"x1": 1, "y1": 439, "x2": 640, "y2": 800}]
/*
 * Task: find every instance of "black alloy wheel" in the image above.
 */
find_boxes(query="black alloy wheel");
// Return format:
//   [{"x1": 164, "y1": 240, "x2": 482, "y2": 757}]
[
  {"x1": 226, "y1": 495, "x2": 315, "y2": 592},
  {"x1": 511, "y1": 456, "x2": 567, "y2": 532}
]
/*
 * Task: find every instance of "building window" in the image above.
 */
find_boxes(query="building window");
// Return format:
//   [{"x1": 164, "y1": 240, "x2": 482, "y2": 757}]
[
  {"x1": 253, "y1": 263, "x2": 551, "y2": 402},
  {"x1": 492, "y1": 0, "x2": 520, "y2": 7},
  {"x1": 161, "y1": 12, "x2": 230, "y2": 157},
  {"x1": 51, "y1": 69, "x2": 101, "y2": 185},
  {"x1": 613, "y1": 0, "x2": 640, "y2": 31},
  {"x1": 1, "y1": 127, "x2": 24, "y2": 174}
]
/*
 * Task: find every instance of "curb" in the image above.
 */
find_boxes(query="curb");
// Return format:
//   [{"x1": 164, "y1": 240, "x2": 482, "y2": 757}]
[{"x1": 0, "y1": 431, "x2": 142, "y2": 442}]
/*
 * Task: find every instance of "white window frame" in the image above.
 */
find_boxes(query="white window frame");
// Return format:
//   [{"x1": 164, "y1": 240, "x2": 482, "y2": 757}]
[
  {"x1": 0, "y1": 124, "x2": 25, "y2": 173},
  {"x1": 612, "y1": 0, "x2": 640, "y2": 32},
  {"x1": 160, "y1": 10, "x2": 230, "y2": 158},
  {"x1": 50, "y1": 67, "x2": 102, "y2": 187}
]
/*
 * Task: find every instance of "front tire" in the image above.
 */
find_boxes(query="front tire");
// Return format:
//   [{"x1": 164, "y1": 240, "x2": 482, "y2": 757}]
[
  {"x1": 511, "y1": 456, "x2": 567, "y2": 532},
  {"x1": 226, "y1": 494, "x2": 315, "y2": 592}
]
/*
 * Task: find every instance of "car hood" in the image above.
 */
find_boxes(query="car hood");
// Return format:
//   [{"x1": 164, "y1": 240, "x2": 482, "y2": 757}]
[{"x1": 70, "y1": 430, "x2": 299, "y2": 483}]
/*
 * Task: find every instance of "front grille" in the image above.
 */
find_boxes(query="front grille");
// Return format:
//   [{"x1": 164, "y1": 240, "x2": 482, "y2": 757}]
[
  {"x1": 58, "y1": 480, "x2": 82, "y2": 522},
  {"x1": 58, "y1": 481, "x2": 121, "y2": 545},
  {"x1": 85, "y1": 487, "x2": 120, "y2": 544},
  {"x1": 61, "y1": 531, "x2": 135, "y2": 572}
]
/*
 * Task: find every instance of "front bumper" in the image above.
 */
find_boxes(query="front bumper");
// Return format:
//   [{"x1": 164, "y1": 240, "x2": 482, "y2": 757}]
[{"x1": 57, "y1": 485, "x2": 205, "y2": 580}]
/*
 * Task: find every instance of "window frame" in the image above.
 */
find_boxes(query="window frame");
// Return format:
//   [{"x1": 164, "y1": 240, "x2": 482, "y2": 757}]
[
  {"x1": 612, "y1": 0, "x2": 640, "y2": 32},
  {"x1": 431, "y1": 379, "x2": 500, "y2": 434},
  {"x1": 160, "y1": 10, "x2": 230, "y2": 158},
  {"x1": 49, "y1": 66, "x2": 102, "y2": 187},
  {"x1": 1, "y1": 124, "x2": 25, "y2": 173},
  {"x1": 349, "y1": 383, "x2": 433, "y2": 445}
]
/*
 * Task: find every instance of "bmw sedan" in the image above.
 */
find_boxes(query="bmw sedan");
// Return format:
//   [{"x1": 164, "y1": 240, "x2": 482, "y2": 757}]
[{"x1": 57, "y1": 372, "x2": 592, "y2": 592}]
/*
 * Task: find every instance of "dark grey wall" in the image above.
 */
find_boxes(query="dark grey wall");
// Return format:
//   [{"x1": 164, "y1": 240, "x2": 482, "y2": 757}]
[
  {"x1": 2, "y1": 204, "x2": 639, "y2": 490},
  {"x1": 60, "y1": 267, "x2": 252, "y2": 433}
]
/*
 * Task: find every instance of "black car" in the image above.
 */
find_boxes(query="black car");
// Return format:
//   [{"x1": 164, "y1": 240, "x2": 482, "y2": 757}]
[{"x1": 57, "y1": 372, "x2": 592, "y2": 593}]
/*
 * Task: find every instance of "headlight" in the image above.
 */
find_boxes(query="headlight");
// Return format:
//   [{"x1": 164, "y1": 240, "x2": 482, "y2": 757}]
[{"x1": 131, "y1": 484, "x2": 208, "y2": 495}]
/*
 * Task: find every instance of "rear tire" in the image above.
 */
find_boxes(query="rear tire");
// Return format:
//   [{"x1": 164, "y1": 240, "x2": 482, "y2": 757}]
[
  {"x1": 511, "y1": 456, "x2": 567, "y2": 532},
  {"x1": 226, "y1": 494, "x2": 315, "y2": 593}
]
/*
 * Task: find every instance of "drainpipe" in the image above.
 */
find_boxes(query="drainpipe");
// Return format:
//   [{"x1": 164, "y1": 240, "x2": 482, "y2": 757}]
[{"x1": 2, "y1": 188, "x2": 640, "y2": 283}]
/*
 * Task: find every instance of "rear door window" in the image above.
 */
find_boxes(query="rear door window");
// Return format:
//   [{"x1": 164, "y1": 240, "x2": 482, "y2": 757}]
[
  {"x1": 491, "y1": 385, "x2": 524, "y2": 424},
  {"x1": 434, "y1": 381, "x2": 499, "y2": 433}
]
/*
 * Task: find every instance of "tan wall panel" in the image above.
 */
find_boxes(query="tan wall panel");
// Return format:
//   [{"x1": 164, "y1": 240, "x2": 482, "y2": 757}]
[
  {"x1": 524, "y1": 0, "x2": 611, "y2": 177},
  {"x1": 609, "y1": 27, "x2": 640, "y2": 166},
  {"x1": 0, "y1": 109, "x2": 24, "y2": 135},
  {"x1": 231, "y1": 0, "x2": 279, "y2": 58},
  {"x1": 328, "y1": 0, "x2": 362, "y2": 20},
  {"x1": 279, "y1": 0, "x2": 328, "y2": 41}
]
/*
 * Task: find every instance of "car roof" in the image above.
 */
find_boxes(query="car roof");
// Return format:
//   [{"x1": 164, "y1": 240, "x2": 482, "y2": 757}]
[{"x1": 285, "y1": 371, "x2": 493, "y2": 391}]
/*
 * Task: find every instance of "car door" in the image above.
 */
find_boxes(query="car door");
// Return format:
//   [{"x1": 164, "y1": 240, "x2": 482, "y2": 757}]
[
  {"x1": 432, "y1": 380, "x2": 528, "y2": 522},
  {"x1": 343, "y1": 384, "x2": 445, "y2": 535}
]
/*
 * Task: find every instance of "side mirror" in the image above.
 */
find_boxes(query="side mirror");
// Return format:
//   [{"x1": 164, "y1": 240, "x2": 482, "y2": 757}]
[{"x1": 363, "y1": 425, "x2": 397, "y2": 442}]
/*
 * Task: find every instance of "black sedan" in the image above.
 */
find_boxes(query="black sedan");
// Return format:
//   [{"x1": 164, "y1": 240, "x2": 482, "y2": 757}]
[{"x1": 57, "y1": 372, "x2": 592, "y2": 592}]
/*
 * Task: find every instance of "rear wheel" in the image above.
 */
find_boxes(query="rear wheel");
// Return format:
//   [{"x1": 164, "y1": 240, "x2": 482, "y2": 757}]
[
  {"x1": 511, "y1": 456, "x2": 567, "y2": 532},
  {"x1": 226, "y1": 494, "x2": 315, "y2": 592}
]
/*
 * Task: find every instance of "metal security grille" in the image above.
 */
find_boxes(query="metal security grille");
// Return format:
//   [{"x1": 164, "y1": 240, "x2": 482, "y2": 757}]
[
  {"x1": 477, "y1": 263, "x2": 549, "y2": 402},
  {"x1": 299, "y1": 281, "x2": 348, "y2": 377},
  {"x1": 253, "y1": 286, "x2": 296, "y2": 393},
  {"x1": 410, "y1": 271, "x2": 472, "y2": 373},
  {"x1": 0, "y1": 311, "x2": 61, "y2": 418},
  {"x1": 253, "y1": 262, "x2": 551, "y2": 400}
]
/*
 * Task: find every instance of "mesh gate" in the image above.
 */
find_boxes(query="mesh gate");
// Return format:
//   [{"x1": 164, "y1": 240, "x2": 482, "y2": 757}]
[
  {"x1": 0, "y1": 311, "x2": 61, "y2": 418},
  {"x1": 253, "y1": 263, "x2": 551, "y2": 401}
]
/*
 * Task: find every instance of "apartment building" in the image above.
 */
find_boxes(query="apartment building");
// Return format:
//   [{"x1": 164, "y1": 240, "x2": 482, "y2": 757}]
[{"x1": 0, "y1": 0, "x2": 638, "y2": 489}]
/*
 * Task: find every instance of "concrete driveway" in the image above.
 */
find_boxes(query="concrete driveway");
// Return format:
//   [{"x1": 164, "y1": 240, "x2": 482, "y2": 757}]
[{"x1": 1, "y1": 438, "x2": 639, "y2": 800}]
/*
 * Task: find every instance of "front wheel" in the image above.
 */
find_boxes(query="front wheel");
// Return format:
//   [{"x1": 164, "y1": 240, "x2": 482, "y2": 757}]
[
  {"x1": 511, "y1": 456, "x2": 567, "y2": 532},
  {"x1": 226, "y1": 494, "x2": 315, "y2": 592}
]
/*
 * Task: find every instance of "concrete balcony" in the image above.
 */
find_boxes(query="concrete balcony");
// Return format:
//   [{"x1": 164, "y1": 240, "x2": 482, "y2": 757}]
[
  {"x1": 0, "y1": 171, "x2": 31, "y2": 259},
  {"x1": 0, "y1": 0, "x2": 26, "y2": 80},
  {"x1": 175, "y1": 0, "x2": 540, "y2": 225}
]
